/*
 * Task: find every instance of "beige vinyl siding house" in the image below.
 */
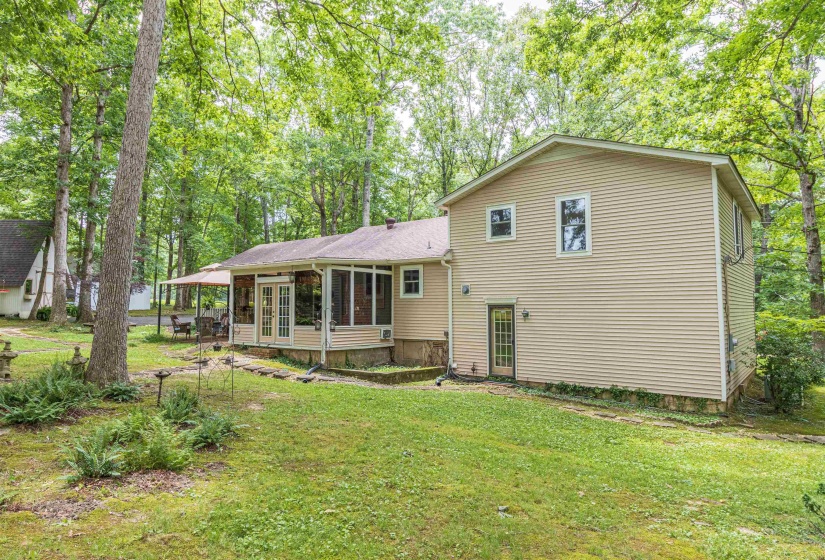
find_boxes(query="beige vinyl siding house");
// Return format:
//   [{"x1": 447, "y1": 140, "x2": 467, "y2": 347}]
[
  {"x1": 437, "y1": 136, "x2": 759, "y2": 404},
  {"x1": 221, "y1": 218, "x2": 449, "y2": 368},
  {"x1": 718, "y1": 181, "x2": 757, "y2": 395},
  {"x1": 220, "y1": 135, "x2": 758, "y2": 407}
]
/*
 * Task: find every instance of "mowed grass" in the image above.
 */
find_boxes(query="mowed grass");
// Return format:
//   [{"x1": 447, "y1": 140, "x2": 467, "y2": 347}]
[{"x1": 1, "y1": 355, "x2": 823, "y2": 559}]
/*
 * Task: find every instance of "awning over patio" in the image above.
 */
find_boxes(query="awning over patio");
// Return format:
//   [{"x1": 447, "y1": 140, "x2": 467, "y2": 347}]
[{"x1": 160, "y1": 263, "x2": 230, "y2": 287}]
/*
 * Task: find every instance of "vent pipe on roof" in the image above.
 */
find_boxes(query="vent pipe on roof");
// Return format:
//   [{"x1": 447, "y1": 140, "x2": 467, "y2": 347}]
[{"x1": 385, "y1": 217, "x2": 397, "y2": 230}]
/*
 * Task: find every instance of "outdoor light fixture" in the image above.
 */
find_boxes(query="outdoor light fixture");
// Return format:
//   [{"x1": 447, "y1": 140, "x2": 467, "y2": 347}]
[
  {"x1": 288, "y1": 272, "x2": 296, "y2": 283},
  {"x1": 314, "y1": 318, "x2": 322, "y2": 331},
  {"x1": 521, "y1": 308, "x2": 530, "y2": 319},
  {"x1": 329, "y1": 319, "x2": 337, "y2": 332}
]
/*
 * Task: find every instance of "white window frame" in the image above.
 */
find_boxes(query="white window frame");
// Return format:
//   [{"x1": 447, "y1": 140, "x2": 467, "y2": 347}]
[
  {"x1": 733, "y1": 202, "x2": 744, "y2": 258},
  {"x1": 399, "y1": 265, "x2": 423, "y2": 299},
  {"x1": 555, "y1": 192, "x2": 592, "y2": 257},
  {"x1": 486, "y1": 203, "x2": 516, "y2": 242}
]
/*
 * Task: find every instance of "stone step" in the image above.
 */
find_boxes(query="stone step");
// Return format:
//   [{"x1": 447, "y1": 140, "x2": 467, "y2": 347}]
[
  {"x1": 243, "y1": 365, "x2": 263, "y2": 372},
  {"x1": 296, "y1": 374, "x2": 315, "y2": 383},
  {"x1": 258, "y1": 368, "x2": 276, "y2": 375},
  {"x1": 271, "y1": 371, "x2": 291, "y2": 379}
]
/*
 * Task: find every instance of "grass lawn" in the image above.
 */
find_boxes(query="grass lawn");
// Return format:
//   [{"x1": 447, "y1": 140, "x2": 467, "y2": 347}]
[{"x1": 1, "y1": 325, "x2": 824, "y2": 558}]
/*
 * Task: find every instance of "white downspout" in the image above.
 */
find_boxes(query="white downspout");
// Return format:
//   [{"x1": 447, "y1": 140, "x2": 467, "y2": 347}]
[{"x1": 440, "y1": 258, "x2": 453, "y2": 367}]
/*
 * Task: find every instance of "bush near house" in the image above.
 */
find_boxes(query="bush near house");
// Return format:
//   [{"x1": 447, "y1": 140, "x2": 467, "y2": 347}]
[{"x1": 756, "y1": 314, "x2": 825, "y2": 413}]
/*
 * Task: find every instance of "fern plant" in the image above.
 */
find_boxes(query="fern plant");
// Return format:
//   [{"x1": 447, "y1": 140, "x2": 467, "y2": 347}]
[
  {"x1": 101, "y1": 382, "x2": 142, "y2": 403},
  {"x1": 186, "y1": 409, "x2": 240, "y2": 450},
  {"x1": 63, "y1": 427, "x2": 123, "y2": 481},
  {"x1": 160, "y1": 386, "x2": 199, "y2": 424},
  {"x1": 124, "y1": 415, "x2": 191, "y2": 471}
]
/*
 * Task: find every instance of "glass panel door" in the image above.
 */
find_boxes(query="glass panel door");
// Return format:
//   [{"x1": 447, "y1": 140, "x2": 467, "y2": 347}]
[
  {"x1": 276, "y1": 284, "x2": 291, "y2": 343},
  {"x1": 489, "y1": 306, "x2": 514, "y2": 376},
  {"x1": 259, "y1": 285, "x2": 274, "y2": 342}
]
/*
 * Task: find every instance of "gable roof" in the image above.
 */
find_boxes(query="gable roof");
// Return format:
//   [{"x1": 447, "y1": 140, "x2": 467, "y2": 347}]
[
  {"x1": 220, "y1": 217, "x2": 449, "y2": 270},
  {"x1": 434, "y1": 135, "x2": 760, "y2": 221},
  {"x1": 0, "y1": 220, "x2": 51, "y2": 288}
]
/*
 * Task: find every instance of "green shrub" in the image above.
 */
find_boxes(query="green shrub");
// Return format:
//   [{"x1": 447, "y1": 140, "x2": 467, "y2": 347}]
[
  {"x1": 160, "y1": 386, "x2": 199, "y2": 424},
  {"x1": 608, "y1": 385, "x2": 631, "y2": 401},
  {"x1": 803, "y1": 483, "x2": 825, "y2": 537},
  {"x1": 0, "y1": 363, "x2": 96, "y2": 425},
  {"x1": 756, "y1": 315, "x2": 825, "y2": 413},
  {"x1": 63, "y1": 427, "x2": 123, "y2": 482},
  {"x1": 108, "y1": 409, "x2": 151, "y2": 444},
  {"x1": 101, "y1": 382, "x2": 143, "y2": 403},
  {"x1": 35, "y1": 306, "x2": 51, "y2": 321},
  {"x1": 634, "y1": 388, "x2": 663, "y2": 408},
  {"x1": 66, "y1": 304, "x2": 79, "y2": 318},
  {"x1": 185, "y1": 409, "x2": 240, "y2": 450},
  {"x1": 124, "y1": 415, "x2": 191, "y2": 471}
]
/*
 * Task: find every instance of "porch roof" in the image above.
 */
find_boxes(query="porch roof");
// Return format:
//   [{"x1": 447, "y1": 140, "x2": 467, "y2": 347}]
[{"x1": 220, "y1": 217, "x2": 449, "y2": 270}]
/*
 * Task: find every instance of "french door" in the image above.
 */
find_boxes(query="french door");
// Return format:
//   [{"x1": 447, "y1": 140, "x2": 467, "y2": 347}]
[
  {"x1": 488, "y1": 305, "x2": 515, "y2": 377},
  {"x1": 259, "y1": 285, "x2": 274, "y2": 343},
  {"x1": 276, "y1": 284, "x2": 291, "y2": 344}
]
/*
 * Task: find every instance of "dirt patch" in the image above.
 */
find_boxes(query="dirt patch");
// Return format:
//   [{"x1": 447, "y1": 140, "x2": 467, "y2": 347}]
[
  {"x1": 80, "y1": 470, "x2": 194, "y2": 495},
  {"x1": 5, "y1": 497, "x2": 103, "y2": 520},
  {"x1": 191, "y1": 461, "x2": 228, "y2": 476},
  {"x1": 246, "y1": 402, "x2": 265, "y2": 411}
]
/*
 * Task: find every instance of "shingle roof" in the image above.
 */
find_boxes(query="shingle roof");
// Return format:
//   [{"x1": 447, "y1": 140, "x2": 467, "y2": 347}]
[
  {"x1": 0, "y1": 220, "x2": 51, "y2": 288},
  {"x1": 221, "y1": 217, "x2": 449, "y2": 269}
]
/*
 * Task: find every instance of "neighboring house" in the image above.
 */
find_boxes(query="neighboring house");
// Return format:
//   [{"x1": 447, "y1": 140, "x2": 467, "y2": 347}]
[
  {"x1": 221, "y1": 135, "x2": 758, "y2": 408},
  {"x1": 0, "y1": 220, "x2": 54, "y2": 319},
  {"x1": 73, "y1": 282, "x2": 152, "y2": 312}
]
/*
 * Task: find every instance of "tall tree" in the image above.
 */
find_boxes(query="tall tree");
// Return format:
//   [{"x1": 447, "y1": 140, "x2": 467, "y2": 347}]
[{"x1": 86, "y1": 0, "x2": 167, "y2": 385}]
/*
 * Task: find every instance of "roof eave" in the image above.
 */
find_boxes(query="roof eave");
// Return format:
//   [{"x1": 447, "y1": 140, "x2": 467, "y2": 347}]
[{"x1": 219, "y1": 254, "x2": 451, "y2": 272}]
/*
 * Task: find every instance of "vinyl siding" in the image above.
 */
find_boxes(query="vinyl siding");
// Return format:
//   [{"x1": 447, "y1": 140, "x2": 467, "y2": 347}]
[
  {"x1": 392, "y1": 262, "x2": 449, "y2": 340},
  {"x1": 448, "y1": 149, "x2": 725, "y2": 399},
  {"x1": 330, "y1": 326, "x2": 390, "y2": 348},
  {"x1": 233, "y1": 324, "x2": 255, "y2": 345},
  {"x1": 293, "y1": 326, "x2": 321, "y2": 348},
  {"x1": 718, "y1": 179, "x2": 757, "y2": 394}
]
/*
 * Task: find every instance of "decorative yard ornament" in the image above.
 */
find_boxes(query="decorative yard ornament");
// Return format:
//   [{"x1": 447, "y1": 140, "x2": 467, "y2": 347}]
[
  {"x1": 154, "y1": 370, "x2": 172, "y2": 406},
  {"x1": 0, "y1": 340, "x2": 19, "y2": 381},
  {"x1": 66, "y1": 346, "x2": 89, "y2": 376}
]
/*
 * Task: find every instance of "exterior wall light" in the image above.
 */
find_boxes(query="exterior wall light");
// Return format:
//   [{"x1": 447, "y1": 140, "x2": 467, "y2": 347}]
[{"x1": 521, "y1": 309, "x2": 530, "y2": 319}]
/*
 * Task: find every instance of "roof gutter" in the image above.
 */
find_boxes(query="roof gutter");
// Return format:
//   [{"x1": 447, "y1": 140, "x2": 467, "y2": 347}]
[{"x1": 218, "y1": 255, "x2": 451, "y2": 272}]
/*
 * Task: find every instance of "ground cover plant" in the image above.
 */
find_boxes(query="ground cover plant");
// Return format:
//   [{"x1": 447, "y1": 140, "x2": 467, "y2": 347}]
[{"x1": 0, "y1": 362, "x2": 97, "y2": 425}]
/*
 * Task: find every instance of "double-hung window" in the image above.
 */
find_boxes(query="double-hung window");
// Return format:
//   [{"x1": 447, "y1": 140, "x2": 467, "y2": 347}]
[
  {"x1": 400, "y1": 265, "x2": 423, "y2": 298},
  {"x1": 733, "y1": 202, "x2": 744, "y2": 258},
  {"x1": 556, "y1": 193, "x2": 591, "y2": 256},
  {"x1": 486, "y1": 203, "x2": 516, "y2": 241}
]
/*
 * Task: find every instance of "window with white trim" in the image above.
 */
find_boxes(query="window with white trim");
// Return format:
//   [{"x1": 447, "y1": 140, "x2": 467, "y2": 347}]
[
  {"x1": 556, "y1": 192, "x2": 591, "y2": 256},
  {"x1": 486, "y1": 203, "x2": 516, "y2": 241},
  {"x1": 400, "y1": 265, "x2": 423, "y2": 298},
  {"x1": 733, "y1": 202, "x2": 744, "y2": 258}
]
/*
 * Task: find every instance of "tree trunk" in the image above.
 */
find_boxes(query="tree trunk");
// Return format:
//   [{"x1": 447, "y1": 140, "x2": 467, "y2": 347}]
[
  {"x1": 261, "y1": 195, "x2": 270, "y2": 243},
  {"x1": 754, "y1": 203, "x2": 771, "y2": 294},
  {"x1": 30, "y1": 236, "x2": 51, "y2": 316},
  {"x1": 51, "y1": 82, "x2": 73, "y2": 325},
  {"x1": 137, "y1": 173, "x2": 149, "y2": 282},
  {"x1": 86, "y1": 0, "x2": 167, "y2": 385},
  {"x1": 78, "y1": 91, "x2": 108, "y2": 324},
  {"x1": 798, "y1": 170, "x2": 825, "y2": 350},
  {"x1": 361, "y1": 113, "x2": 375, "y2": 227}
]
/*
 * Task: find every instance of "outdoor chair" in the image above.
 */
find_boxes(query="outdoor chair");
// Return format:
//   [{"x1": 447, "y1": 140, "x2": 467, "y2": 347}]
[
  {"x1": 170, "y1": 315, "x2": 191, "y2": 340},
  {"x1": 213, "y1": 313, "x2": 230, "y2": 337}
]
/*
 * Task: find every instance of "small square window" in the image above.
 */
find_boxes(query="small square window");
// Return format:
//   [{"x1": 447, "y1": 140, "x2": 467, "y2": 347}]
[
  {"x1": 487, "y1": 204, "x2": 516, "y2": 241},
  {"x1": 400, "y1": 265, "x2": 423, "y2": 298}
]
